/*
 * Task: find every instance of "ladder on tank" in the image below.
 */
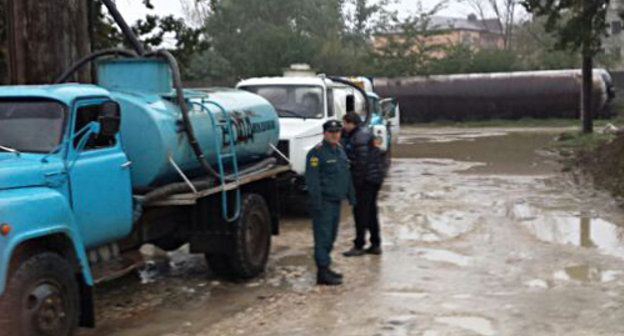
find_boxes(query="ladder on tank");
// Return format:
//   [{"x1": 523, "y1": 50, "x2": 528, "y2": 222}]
[{"x1": 196, "y1": 99, "x2": 241, "y2": 222}]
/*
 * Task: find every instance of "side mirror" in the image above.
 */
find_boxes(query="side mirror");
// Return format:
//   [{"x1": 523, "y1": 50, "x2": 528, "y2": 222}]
[
  {"x1": 98, "y1": 101, "x2": 121, "y2": 137},
  {"x1": 381, "y1": 98, "x2": 398, "y2": 118},
  {"x1": 346, "y1": 94, "x2": 355, "y2": 113}
]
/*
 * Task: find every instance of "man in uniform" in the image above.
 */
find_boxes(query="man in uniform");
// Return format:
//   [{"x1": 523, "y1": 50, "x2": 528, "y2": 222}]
[{"x1": 305, "y1": 120, "x2": 356, "y2": 286}]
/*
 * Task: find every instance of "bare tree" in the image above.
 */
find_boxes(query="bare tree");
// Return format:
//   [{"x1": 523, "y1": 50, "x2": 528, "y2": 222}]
[
  {"x1": 179, "y1": 0, "x2": 213, "y2": 26},
  {"x1": 460, "y1": 0, "x2": 519, "y2": 49}
]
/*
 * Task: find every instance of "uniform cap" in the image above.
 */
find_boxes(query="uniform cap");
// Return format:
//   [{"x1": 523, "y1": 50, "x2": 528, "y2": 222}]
[{"x1": 323, "y1": 120, "x2": 342, "y2": 132}]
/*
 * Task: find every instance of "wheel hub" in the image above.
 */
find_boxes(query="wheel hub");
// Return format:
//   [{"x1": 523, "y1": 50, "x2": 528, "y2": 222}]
[{"x1": 27, "y1": 283, "x2": 66, "y2": 336}]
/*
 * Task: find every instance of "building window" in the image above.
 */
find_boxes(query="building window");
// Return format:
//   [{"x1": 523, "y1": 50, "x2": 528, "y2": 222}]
[
  {"x1": 461, "y1": 33, "x2": 471, "y2": 46},
  {"x1": 613, "y1": 47, "x2": 622, "y2": 60},
  {"x1": 612, "y1": 21, "x2": 622, "y2": 35}
]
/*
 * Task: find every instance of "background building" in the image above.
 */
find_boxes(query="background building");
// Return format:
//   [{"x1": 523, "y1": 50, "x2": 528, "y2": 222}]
[
  {"x1": 604, "y1": 0, "x2": 624, "y2": 69},
  {"x1": 374, "y1": 14, "x2": 504, "y2": 58}
]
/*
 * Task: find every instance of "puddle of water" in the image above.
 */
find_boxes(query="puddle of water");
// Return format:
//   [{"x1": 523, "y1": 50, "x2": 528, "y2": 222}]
[
  {"x1": 436, "y1": 316, "x2": 495, "y2": 336},
  {"x1": 553, "y1": 265, "x2": 621, "y2": 283},
  {"x1": 384, "y1": 291, "x2": 429, "y2": 299},
  {"x1": 399, "y1": 130, "x2": 509, "y2": 144},
  {"x1": 394, "y1": 211, "x2": 476, "y2": 243},
  {"x1": 524, "y1": 279, "x2": 550, "y2": 289},
  {"x1": 510, "y1": 202, "x2": 538, "y2": 221},
  {"x1": 520, "y1": 215, "x2": 624, "y2": 260},
  {"x1": 412, "y1": 248, "x2": 471, "y2": 267},
  {"x1": 395, "y1": 131, "x2": 558, "y2": 175}
]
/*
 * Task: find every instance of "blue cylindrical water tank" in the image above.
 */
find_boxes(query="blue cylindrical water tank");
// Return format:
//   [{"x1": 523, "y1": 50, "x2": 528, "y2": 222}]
[{"x1": 111, "y1": 88, "x2": 279, "y2": 189}]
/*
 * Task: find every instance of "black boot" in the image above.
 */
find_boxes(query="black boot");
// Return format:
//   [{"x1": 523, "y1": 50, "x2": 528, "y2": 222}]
[
  {"x1": 317, "y1": 267, "x2": 343, "y2": 286},
  {"x1": 328, "y1": 268, "x2": 343, "y2": 279},
  {"x1": 365, "y1": 246, "x2": 382, "y2": 255},
  {"x1": 343, "y1": 247, "x2": 365, "y2": 257}
]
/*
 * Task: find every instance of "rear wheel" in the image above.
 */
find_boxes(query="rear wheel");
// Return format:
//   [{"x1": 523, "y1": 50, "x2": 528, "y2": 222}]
[
  {"x1": 205, "y1": 193, "x2": 272, "y2": 279},
  {"x1": 0, "y1": 252, "x2": 80, "y2": 336}
]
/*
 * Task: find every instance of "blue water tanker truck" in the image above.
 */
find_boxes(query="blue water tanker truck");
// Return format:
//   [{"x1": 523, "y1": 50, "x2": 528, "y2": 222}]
[
  {"x1": 0, "y1": 55, "x2": 288, "y2": 336},
  {"x1": 0, "y1": 3, "x2": 290, "y2": 332}
]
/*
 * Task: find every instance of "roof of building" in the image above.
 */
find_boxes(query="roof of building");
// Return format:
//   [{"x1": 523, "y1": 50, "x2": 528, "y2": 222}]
[
  {"x1": 429, "y1": 15, "x2": 503, "y2": 34},
  {"x1": 379, "y1": 15, "x2": 504, "y2": 35}
]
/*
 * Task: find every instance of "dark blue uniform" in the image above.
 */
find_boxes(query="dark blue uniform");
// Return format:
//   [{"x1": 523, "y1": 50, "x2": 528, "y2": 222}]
[{"x1": 305, "y1": 141, "x2": 356, "y2": 268}]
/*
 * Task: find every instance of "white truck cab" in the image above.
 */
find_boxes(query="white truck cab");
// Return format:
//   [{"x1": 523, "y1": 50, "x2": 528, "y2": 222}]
[
  {"x1": 237, "y1": 70, "x2": 398, "y2": 198},
  {"x1": 237, "y1": 76, "x2": 362, "y2": 181}
]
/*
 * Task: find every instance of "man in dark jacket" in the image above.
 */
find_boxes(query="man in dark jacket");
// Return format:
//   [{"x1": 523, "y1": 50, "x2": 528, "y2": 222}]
[{"x1": 341, "y1": 112, "x2": 383, "y2": 257}]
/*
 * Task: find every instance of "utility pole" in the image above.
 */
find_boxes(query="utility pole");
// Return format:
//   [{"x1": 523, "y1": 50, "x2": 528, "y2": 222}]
[{"x1": 6, "y1": 0, "x2": 91, "y2": 84}]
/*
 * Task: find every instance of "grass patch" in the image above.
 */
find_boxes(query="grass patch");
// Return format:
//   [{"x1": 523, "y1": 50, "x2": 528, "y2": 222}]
[{"x1": 552, "y1": 131, "x2": 616, "y2": 152}]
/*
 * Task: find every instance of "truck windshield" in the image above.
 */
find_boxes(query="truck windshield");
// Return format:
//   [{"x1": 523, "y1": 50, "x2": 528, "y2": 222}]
[
  {"x1": 242, "y1": 85, "x2": 324, "y2": 119},
  {"x1": 0, "y1": 101, "x2": 66, "y2": 153}
]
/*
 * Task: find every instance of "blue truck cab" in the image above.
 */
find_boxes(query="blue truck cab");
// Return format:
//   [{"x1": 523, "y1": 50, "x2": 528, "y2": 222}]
[
  {"x1": 0, "y1": 62, "x2": 287, "y2": 336},
  {"x1": 0, "y1": 84, "x2": 133, "y2": 333}
]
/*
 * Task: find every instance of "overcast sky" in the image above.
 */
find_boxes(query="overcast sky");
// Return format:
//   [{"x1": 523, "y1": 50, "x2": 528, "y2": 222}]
[{"x1": 115, "y1": 0, "x2": 479, "y2": 25}]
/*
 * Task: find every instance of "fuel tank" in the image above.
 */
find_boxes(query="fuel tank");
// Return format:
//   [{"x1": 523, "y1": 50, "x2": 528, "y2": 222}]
[
  {"x1": 375, "y1": 69, "x2": 614, "y2": 123},
  {"x1": 98, "y1": 59, "x2": 279, "y2": 188}
]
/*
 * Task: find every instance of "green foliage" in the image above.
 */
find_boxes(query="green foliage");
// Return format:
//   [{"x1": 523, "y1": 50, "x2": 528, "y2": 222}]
[
  {"x1": 185, "y1": 49, "x2": 234, "y2": 82},
  {"x1": 553, "y1": 130, "x2": 615, "y2": 151},
  {"x1": 202, "y1": 0, "x2": 347, "y2": 78},
  {"x1": 511, "y1": 16, "x2": 581, "y2": 70},
  {"x1": 520, "y1": 0, "x2": 610, "y2": 56},
  {"x1": 1, "y1": 0, "x2": 612, "y2": 85},
  {"x1": 429, "y1": 45, "x2": 519, "y2": 74}
]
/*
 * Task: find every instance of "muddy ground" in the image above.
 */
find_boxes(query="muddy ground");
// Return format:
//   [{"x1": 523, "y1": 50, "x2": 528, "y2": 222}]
[{"x1": 79, "y1": 127, "x2": 624, "y2": 336}]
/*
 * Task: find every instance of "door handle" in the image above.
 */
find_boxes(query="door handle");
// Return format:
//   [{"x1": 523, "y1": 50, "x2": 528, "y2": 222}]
[{"x1": 121, "y1": 161, "x2": 132, "y2": 168}]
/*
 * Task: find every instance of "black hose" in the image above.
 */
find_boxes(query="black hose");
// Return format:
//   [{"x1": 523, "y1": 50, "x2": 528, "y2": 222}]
[
  {"x1": 328, "y1": 76, "x2": 372, "y2": 125},
  {"x1": 143, "y1": 158, "x2": 278, "y2": 204},
  {"x1": 145, "y1": 49, "x2": 221, "y2": 179},
  {"x1": 101, "y1": 0, "x2": 146, "y2": 55},
  {"x1": 54, "y1": 48, "x2": 137, "y2": 84}
]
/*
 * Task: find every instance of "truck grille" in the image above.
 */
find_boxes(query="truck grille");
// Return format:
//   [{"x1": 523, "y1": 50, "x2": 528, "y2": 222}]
[{"x1": 275, "y1": 140, "x2": 290, "y2": 164}]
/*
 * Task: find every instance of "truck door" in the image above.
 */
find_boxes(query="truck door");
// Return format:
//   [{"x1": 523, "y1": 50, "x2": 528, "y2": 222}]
[
  {"x1": 68, "y1": 99, "x2": 133, "y2": 249},
  {"x1": 381, "y1": 98, "x2": 401, "y2": 144}
]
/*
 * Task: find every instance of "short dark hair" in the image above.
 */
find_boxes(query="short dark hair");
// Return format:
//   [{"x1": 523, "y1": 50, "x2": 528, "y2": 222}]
[{"x1": 342, "y1": 112, "x2": 361, "y2": 125}]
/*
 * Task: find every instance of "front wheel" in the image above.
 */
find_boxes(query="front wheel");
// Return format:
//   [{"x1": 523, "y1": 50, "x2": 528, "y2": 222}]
[
  {"x1": 0, "y1": 252, "x2": 80, "y2": 336},
  {"x1": 205, "y1": 193, "x2": 272, "y2": 279}
]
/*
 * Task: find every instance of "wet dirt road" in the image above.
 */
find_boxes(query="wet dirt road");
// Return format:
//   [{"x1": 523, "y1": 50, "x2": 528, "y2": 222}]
[{"x1": 80, "y1": 127, "x2": 624, "y2": 336}]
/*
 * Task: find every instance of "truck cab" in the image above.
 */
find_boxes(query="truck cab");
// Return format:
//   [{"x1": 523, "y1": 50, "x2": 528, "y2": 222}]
[
  {"x1": 237, "y1": 76, "x2": 356, "y2": 192},
  {"x1": 0, "y1": 84, "x2": 133, "y2": 334},
  {"x1": 237, "y1": 73, "x2": 400, "y2": 196}
]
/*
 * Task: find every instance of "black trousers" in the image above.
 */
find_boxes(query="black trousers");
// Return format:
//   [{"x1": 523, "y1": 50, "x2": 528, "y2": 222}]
[{"x1": 353, "y1": 182, "x2": 381, "y2": 249}]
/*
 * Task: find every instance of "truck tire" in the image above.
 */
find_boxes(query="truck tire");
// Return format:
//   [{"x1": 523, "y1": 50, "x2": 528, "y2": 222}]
[
  {"x1": 0, "y1": 252, "x2": 80, "y2": 336},
  {"x1": 205, "y1": 193, "x2": 272, "y2": 279}
]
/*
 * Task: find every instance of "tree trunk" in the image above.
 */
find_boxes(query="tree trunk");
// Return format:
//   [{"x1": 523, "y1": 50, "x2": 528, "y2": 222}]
[
  {"x1": 6, "y1": 0, "x2": 91, "y2": 84},
  {"x1": 580, "y1": 0, "x2": 593, "y2": 134},
  {"x1": 581, "y1": 51, "x2": 593, "y2": 133}
]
